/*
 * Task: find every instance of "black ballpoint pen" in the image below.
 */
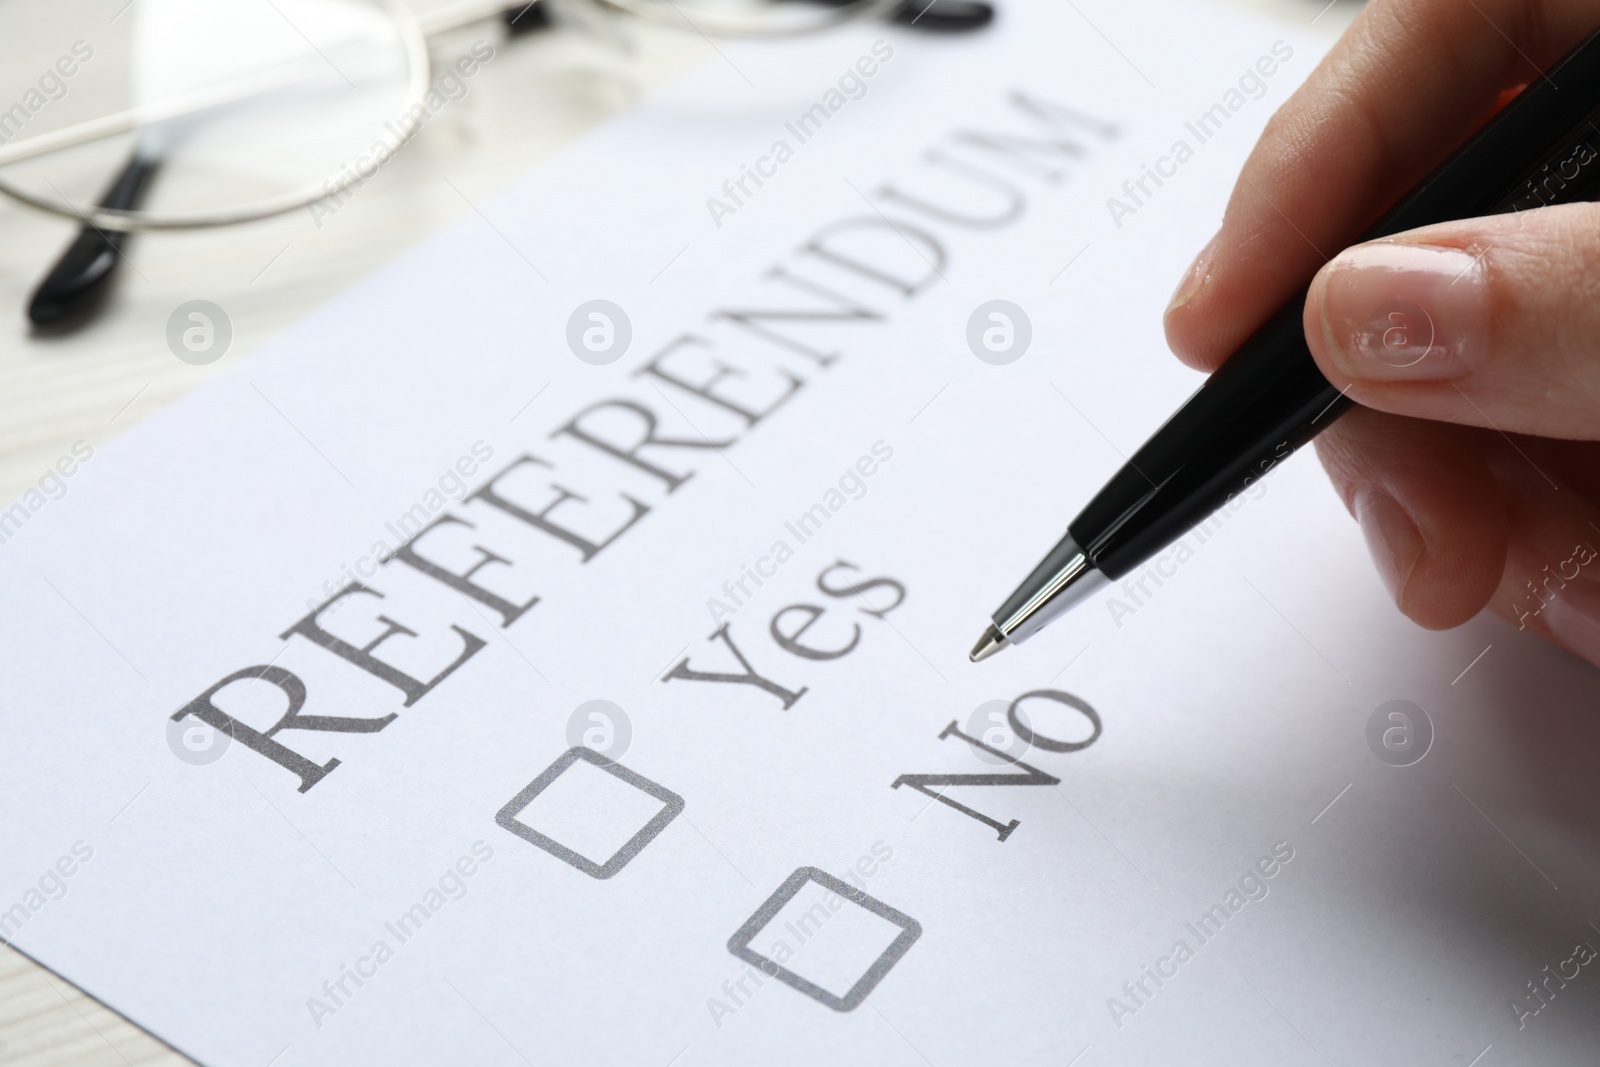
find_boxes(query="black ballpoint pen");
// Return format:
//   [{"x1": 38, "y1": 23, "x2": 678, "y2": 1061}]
[{"x1": 971, "y1": 23, "x2": 1600, "y2": 662}]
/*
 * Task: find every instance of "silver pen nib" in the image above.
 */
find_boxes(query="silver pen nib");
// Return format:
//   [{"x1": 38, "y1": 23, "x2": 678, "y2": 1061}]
[
  {"x1": 969, "y1": 623, "x2": 1008, "y2": 662},
  {"x1": 970, "y1": 535, "x2": 1109, "y2": 661}
]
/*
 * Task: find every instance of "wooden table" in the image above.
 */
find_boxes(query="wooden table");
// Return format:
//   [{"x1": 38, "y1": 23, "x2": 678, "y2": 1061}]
[{"x1": 0, "y1": 0, "x2": 1356, "y2": 1061}]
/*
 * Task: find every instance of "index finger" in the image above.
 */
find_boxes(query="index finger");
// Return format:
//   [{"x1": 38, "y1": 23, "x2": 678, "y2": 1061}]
[{"x1": 1162, "y1": 0, "x2": 1600, "y2": 372}]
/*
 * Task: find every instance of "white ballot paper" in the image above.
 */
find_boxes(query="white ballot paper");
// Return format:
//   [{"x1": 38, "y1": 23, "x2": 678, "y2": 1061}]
[{"x1": 5, "y1": 1, "x2": 1600, "y2": 1064}]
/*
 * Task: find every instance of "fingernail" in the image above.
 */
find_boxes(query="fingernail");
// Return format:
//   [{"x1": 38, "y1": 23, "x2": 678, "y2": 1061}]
[
  {"x1": 1354, "y1": 489, "x2": 1423, "y2": 607},
  {"x1": 1166, "y1": 230, "x2": 1220, "y2": 316},
  {"x1": 1541, "y1": 577, "x2": 1600, "y2": 667},
  {"x1": 1316, "y1": 242, "x2": 1488, "y2": 381}
]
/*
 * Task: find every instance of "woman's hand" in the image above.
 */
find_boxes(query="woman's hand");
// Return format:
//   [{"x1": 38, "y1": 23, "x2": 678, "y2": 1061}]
[{"x1": 1164, "y1": 0, "x2": 1600, "y2": 665}]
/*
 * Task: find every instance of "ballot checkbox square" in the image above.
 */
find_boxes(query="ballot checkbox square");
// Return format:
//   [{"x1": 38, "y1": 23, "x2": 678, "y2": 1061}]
[
  {"x1": 727, "y1": 867, "x2": 922, "y2": 1012},
  {"x1": 495, "y1": 747, "x2": 684, "y2": 880}
]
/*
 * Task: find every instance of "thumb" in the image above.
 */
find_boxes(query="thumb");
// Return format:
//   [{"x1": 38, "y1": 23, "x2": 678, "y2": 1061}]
[{"x1": 1303, "y1": 202, "x2": 1600, "y2": 441}]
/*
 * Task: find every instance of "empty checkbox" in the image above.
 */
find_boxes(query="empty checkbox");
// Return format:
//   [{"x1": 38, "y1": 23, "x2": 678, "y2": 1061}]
[
  {"x1": 727, "y1": 867, "x2": 921, "y2": 1012},
  {"x1": 495, "y1": 747, "x2": 684, "y2": 879}
]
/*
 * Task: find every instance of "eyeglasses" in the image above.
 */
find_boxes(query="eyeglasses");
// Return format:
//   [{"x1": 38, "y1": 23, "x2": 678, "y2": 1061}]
[{"x1": 0, "y1": 0, "x2": 951, "y2": 235}]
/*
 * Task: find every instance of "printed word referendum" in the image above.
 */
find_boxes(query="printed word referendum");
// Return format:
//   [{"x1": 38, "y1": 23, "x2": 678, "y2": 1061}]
[
  {"x1": 169, "y1": 87, "x2": 1119, "y2": 796},
  {"x1": 304, "y1": 441, "x2": 494, "y2": 614}
]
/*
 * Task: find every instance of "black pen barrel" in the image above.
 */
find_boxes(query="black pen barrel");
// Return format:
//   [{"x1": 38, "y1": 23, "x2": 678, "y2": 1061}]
[
  {"x1": 1069, "y1": 23, "x2": 1600, "y2": 581},
  {"x1": 1070, "y1": 303, "x2": 1340, "y2": 579}
]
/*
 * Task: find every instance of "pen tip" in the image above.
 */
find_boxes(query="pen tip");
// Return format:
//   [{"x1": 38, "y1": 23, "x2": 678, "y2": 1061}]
[{"x1": 969, "y1": 624, "x2": 1008, "y2": 663}]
